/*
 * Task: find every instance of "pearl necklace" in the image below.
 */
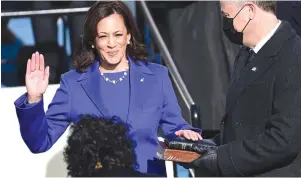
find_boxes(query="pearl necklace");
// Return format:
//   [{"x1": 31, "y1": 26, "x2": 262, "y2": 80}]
[{"x1": 99, "y1": 61, "x2": 129, "y2": 84}]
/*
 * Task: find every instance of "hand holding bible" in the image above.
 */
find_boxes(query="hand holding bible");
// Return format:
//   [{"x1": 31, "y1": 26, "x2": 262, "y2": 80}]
[{"x1": 157, "y1": 137, "x2": 217, "y2": 163}]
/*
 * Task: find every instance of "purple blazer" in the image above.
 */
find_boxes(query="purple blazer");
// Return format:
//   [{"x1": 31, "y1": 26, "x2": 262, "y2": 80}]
[{"x1": 14, "y1": 58, "x2": 201, "y2": 175}]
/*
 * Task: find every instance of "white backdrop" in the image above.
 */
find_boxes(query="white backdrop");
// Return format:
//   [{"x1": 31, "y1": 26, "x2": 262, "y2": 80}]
[
  {"x1": 0, "y1": 85, "x2": 175, "y2": 178},
  {"x1": 0, "y1": 84, "x2": 71, "y2": 177}
]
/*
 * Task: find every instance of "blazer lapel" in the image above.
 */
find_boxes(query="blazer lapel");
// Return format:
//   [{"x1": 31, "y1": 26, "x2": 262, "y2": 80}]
[
  {"x1": 127, "y1": 58, "x2": 154, "y2": 123},
  {"x1": 225, "y1": 47, "x2": 249, "y2": 112},
  {"x1": 225, "y1": 21, "x2": 296, "y2": 114},
  {"x1": 78, "y1": 60, "x2": 110, "y2": 117},
  {"x1": 225, "y1": 54, "x2": 276, "y2": 113}
]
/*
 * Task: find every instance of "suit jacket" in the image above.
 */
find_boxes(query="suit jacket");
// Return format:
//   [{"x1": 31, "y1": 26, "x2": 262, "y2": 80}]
[
  {"x1": 14, "y1": 58, "x2": 200, "y2": 175},
  {"x1": 276, "y1": 1, "x2": 301, "y2": 37},
  {"x1": 212, "y1": 21, "x2": 301, "y2": 176}
]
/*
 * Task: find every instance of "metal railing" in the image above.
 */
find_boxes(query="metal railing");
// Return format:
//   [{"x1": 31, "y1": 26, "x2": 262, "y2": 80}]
[
  {"x1": 137, "y1": 1, "x2": 201, "y2": 128},
  {"x1": 136, "y1": 4, "x2": 201, "y2": 177},
  {"x1": 1, "y1": 7, "x2": 89, "y2": 17}
]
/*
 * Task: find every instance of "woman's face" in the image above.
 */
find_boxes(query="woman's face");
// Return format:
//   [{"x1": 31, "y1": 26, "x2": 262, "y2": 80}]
[{"x1": 95, "y1": 13, "x2": 131, "y2": 65}]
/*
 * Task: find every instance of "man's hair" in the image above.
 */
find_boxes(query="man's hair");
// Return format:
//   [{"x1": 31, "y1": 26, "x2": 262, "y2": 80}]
[
  {"x1": 236, "y1": 1, "x2": 276, "y2": 14},
  {"x1": 63, "y1": 115, "x2": 137, "y2": 177}
]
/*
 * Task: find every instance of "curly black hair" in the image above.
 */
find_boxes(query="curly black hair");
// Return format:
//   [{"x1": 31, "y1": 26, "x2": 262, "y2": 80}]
[{"x1": 63, "y1": 115, "x2": 137, "y2": 177}]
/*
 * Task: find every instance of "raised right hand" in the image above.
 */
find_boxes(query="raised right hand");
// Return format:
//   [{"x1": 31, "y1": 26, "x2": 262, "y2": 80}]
[{"x1": 25, "y1": 51, "x2": 50, "y2": 103}]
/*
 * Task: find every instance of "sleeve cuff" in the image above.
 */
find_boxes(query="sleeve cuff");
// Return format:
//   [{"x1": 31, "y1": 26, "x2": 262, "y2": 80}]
[
  {"x1": 15, "y1": 93, "x2": 42, "y2": 109},
  {"x1": 14, "y1": 93, "x2": 45, "y2": 124},
  {"x1": 177, "y1": 125, "x2": 203, "y2": 135},
  {"x1": 190, "y1": 127, "x2": 202, "y2": 135},
  {"x1": 178, "y1": 123, "x2": 202, "y2": 132},
  {"x1": 217, "y1": 144, "x2": 244, "y2": 176}
]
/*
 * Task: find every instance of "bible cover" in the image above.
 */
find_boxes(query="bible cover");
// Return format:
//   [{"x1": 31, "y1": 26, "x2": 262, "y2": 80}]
[{"x1": 157, "y1": 141, "x2": 201, "y2": 163}]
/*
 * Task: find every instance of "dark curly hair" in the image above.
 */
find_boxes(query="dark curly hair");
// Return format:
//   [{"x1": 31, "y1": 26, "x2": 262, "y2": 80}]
[
  {"x1": 63, "y1": 115, "x2": 137, "y2": 177},
  {"x1": 72, "y1": 1, "x2": 147, "y2": 72}
]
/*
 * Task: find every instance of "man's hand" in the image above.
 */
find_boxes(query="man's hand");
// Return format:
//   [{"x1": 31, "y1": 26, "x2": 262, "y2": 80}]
[
  {"x1": 191, "y1": 147, "x2": 220, "y2": 176},
  {"x1": 180, "y1": 142, "x2": 220, "y2": 176},
  {"x1": 175, "y1": 130, "x2": 202, "y2": 141}
]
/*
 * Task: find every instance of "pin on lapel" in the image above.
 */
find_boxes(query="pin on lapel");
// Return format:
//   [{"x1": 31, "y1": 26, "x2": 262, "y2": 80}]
[
  {"x1": 251, "y1": 67, "x2": 257, "y2": 72},
  {"x1": 140, "y1": 78, "x2": 144, "y2": 82}
]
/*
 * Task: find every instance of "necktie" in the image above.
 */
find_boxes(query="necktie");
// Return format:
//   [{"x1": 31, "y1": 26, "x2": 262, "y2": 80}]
[
  {"x1": 229, "y1": 48, "x2": 255, "y2": 88},
  {"x1": 245, "y1": 49, "x2": 255, "y2": 66}
]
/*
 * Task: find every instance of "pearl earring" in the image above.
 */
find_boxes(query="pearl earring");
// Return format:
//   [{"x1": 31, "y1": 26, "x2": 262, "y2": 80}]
[
  {"x1": 127, "y1": 41, "x2": 130, "y2": 44},
  {"x1": 91, "y1": 45, "x2": 95, "y2": 48}
]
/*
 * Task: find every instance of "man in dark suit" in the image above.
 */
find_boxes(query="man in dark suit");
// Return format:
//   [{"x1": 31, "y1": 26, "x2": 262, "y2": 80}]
[{"x1": 183, "y1": 0, "x2": 301, "y2": 176}]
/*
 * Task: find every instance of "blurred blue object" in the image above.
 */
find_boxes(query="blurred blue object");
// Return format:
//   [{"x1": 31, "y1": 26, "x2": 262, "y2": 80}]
[
  {"x1": 1, "y1": 38, "x2": 23, "y2": 72},
  {"x1": 8, "y1": 18, "x2": 35, "y2": 46},
  {"x1": 153, "y1": 54, "x2": 162, "y2": 64},
  {"x1": 144, "y1": 23, "x2": 153, "y2": 60},
  {"x1": 176, "y1": 164, "x2": 189, "y2": 177},
  {"x1": 144, "y1": 23, "x2": 162, "y2": 64},
  {"x1": 1, "y1": 18, "x2": 33, "y2": 86}
]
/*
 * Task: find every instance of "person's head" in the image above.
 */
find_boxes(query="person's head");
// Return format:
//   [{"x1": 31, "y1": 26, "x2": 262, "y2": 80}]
[
  {"x1": 221, "y1": 0, "x2": 277, "y2": 47},
  {"x1": 64, "y1": 115, "x2": 137, "y2": 177},
  {"x1": 73, "y1": 1, "x2": 147, "y2": 72}
]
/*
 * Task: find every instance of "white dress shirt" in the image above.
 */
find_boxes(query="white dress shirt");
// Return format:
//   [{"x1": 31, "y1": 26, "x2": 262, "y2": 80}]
[{"x1": 252, "y1": 20, "x2": 282, "y2": 53}]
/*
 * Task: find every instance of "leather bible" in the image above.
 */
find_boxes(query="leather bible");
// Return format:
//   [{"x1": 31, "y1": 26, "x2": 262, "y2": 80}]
[
  {"x1": 157, "y1": 140, "x2": 201, "y2": 163},
  {"x1": 156, "y1": 137, "x2": 217, "y2": 163}
]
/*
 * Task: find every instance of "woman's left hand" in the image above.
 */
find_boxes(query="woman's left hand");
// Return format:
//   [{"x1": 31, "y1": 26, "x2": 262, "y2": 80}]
[{"x1": 175, "y1": 130, "x2": 202, "y2": 141}]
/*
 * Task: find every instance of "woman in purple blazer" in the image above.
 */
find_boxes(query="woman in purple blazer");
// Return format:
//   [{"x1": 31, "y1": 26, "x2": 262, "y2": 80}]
[{"x1": 14, "y1": 1, "x2": 202, "y2": 176}]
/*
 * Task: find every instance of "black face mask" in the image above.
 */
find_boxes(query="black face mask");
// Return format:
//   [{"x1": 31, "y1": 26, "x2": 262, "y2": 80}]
[{"x1": 223, "y1": 6, "x2": 251, "y2": 45}]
